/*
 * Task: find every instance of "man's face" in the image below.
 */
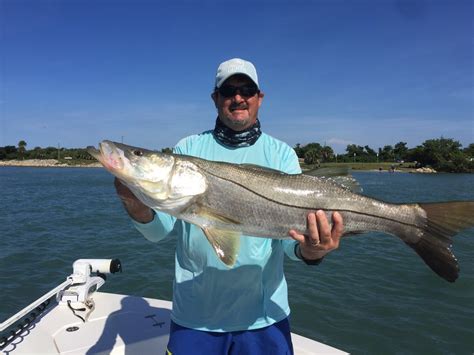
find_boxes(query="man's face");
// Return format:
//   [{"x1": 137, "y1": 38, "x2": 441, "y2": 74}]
[{"x1": 212, "y1": 75, "x2": 264, "y2": 131}]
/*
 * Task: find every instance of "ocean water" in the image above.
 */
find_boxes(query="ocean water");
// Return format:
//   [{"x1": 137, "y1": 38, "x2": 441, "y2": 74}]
[{"x1": 0, "y1": 167, "x2": 473, "y2": 354}]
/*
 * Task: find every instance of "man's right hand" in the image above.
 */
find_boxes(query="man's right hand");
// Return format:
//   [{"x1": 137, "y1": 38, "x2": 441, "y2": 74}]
[{"x1": 114, "y1": 178, "x2": 155, "y2": 223}]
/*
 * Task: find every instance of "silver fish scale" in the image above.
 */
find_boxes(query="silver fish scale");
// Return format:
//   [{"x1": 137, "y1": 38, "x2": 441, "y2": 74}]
[{"x1": 178, "y1": 156, "x2": 426, "y2": 242}]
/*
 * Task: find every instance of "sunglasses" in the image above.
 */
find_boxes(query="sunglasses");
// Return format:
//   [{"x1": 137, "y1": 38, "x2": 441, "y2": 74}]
[{"x1": 218, "y1": 85, "x2": 259, "y2": 98}]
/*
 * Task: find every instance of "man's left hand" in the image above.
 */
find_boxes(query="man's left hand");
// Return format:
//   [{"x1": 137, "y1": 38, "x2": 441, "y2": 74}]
[{"x1": 289, "y1": 210, "x2": 344, "y2": 261}]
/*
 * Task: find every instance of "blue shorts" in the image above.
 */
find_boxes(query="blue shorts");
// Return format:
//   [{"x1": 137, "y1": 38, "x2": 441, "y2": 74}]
[{"x1": 166, "y1": 318, "x2": 294, "y2": 355}]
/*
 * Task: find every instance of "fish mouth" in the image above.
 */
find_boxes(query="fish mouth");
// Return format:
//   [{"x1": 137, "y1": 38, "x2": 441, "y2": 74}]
[
  {"x1": 87, "y1": 146, "x2": 102, "y2": 161},
  {"x1": 99, "y1": 141, "x2": 125, "y2": 171},
  {"x1": 88, "y1": 141, "x2": 125, "y2": 172}
]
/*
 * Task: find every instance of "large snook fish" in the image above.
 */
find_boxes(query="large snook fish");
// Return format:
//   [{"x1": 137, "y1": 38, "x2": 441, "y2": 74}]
[{"x1": 88, "y1": 140, "x2": 474, "y2": 283}]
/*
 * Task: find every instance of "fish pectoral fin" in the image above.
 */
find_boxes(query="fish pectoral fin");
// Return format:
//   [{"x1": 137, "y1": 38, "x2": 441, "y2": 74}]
[
  {"x1": 202, "y1": 227, "x2": 241, "y2": 267},
  {"x1": 197, "y1": 207, "x2": 241, "y2": 266},
  {"x1": 198, "y1": 207, "x2": 241, "y2": 225}
]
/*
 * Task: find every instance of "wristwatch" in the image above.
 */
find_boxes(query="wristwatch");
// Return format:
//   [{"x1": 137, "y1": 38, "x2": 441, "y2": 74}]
[{"x1": 295, "y1": 244, "x2": 324, "y2": 265}]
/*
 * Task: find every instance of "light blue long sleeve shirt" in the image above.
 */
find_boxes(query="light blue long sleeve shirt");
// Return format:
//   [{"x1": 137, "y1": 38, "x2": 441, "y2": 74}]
[{"x1": 133, "y1": 130, "x2": 303, "y2": 332}]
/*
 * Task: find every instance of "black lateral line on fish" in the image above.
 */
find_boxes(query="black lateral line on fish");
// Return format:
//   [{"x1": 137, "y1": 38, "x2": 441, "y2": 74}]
[{"x1": 198, "y1": 165, "x2": 428, "y2": 233}]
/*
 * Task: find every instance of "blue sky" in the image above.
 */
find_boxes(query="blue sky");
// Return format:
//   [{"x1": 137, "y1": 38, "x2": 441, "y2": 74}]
[{"x1": 1, "y1": 0, "x2": 472, "y2": 153}]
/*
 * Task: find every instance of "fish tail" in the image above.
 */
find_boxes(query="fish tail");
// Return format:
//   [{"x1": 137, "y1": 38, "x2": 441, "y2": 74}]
[{"x1": 406, "y1": 201, "x2": 474, "y2": 282}]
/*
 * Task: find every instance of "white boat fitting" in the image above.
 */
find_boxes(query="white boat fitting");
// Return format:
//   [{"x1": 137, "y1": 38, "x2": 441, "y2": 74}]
[{"x1": 0, "y1": 259, "x2": 347, "y2": 355}]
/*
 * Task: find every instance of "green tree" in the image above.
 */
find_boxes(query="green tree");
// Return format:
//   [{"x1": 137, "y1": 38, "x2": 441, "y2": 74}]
[
  {"x1": 304, "y1": 143, "x2": 323, "y2": 157},
  {"x1": 294, "y1": 142, "x2": 323, "y2": 160},
  {"x1": 18, "y1": 140, "x2": 27, "y2": 160},
  {"x1": 364, "y1": 145, "x2": 377, "y2": 156},
  {"x1": 379, "y1": 145, "x2": 394, "y2": 161},
  {"x1": 293, "y1": 143, "x2": 303, "y2": 158},
  {"x1": 320, "y1": 146, "x2": 334, "y2": 162},
  {"x1": 345, "y1": 144, "x2": 358, "y2": 156},
  {"x1": 0, "y1": 145, "x2": 18, "y2": 160},
  {"x1": 362, "y1": 145, "x2": 377, "y2": 162},
  {"x1": 463, "y1": 143, "x2": 474, "y2": 158},
  {"x1": 417, "y1": 138, "x2": 463, "y2": 170},
  {"x1": 29, "y1": 147, "x2": 45, "y2": 159},
  {"x1": 394, "y1": 142, "x2": 408, "y2": 161},
  {"x1": 43, "y1": 146, "x2": 58, "y2": 159},
  {"x1": 304, "y1": 149, "x2": 321, "y2": 165},
  {"x1": 404, "y1": 137, "x2": 473, "y2": 172},
  {"x1": 345, "y1": 144, "x2": 364, "y2": 162}
]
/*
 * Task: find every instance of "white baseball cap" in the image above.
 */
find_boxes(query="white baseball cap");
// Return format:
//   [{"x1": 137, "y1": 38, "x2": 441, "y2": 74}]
[{"x1": 215, "y1": 58, "x2": 259, "y2": 89}]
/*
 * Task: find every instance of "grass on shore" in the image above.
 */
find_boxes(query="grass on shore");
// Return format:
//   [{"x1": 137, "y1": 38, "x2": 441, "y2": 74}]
[{"x1": 301, "y1": 161, "x2": 415, "y2": 172}]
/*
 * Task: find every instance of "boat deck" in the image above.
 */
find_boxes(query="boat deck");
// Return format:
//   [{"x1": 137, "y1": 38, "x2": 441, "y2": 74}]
[{"x1": 2, "y1": 292, "x2": 347, "y2": 354}]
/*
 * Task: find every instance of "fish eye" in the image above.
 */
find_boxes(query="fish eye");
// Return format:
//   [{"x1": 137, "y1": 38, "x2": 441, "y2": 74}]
[{"x1": 133, "y1": 150, "x2": 143, "y2": 157}]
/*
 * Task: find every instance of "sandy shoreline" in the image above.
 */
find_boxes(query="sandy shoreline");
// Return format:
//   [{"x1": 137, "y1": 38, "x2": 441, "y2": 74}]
[{"x1": 0, "y1": 159, "x2": 102, "y2": 168}]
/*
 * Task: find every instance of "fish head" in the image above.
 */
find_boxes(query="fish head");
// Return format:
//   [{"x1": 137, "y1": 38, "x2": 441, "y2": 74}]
[
  {"x1": 89, "y1": 140, "x2": 207, "y2": 210},
  {"x1": 89, "y1": 140, "x2": 175, "y2": 199}
]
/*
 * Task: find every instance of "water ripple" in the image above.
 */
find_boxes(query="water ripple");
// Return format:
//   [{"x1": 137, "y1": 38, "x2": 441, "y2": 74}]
[{"x1": 1, "y1": 168, "x2": 473, "y2": 354}]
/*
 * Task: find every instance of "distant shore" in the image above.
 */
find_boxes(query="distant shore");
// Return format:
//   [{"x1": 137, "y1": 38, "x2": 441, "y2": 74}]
[
  {"x1": 0, "y1": 159, "x2": 101, "y2": 168},
  {"x1": 0, "y1": 159, "x2": 439, "y2": 173}
]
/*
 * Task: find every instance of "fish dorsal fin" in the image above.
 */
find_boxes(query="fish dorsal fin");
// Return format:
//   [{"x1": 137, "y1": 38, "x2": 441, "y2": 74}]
[
  {"x1": 304, "y1": 167, "x2": 362, "y2": 193},
  {"x1": 202, "y1": 228, "x2": 241, "y2": 266},
  {"x1": 239, "y1": 163, "x2": 287, "y2": 175},
  {"x1": 238, "y1": 164, "x2": 363, "y2": 192},
  {"x1": 198, "y1": 208, "x2": 241, "y2": 266},
  {"x1": 303, "y1": 166, "x2": 350, "y2": 177},
  {"x1": 323, "y1": 175, "x2": 362, "y2": 193}
]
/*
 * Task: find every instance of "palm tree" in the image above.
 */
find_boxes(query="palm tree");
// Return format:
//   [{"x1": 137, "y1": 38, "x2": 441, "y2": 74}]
[
  {"x1": 18, "y1": 140, "x2": 27, "y2": 160},
  {"x1": 304, "y1": 149, "x2": 321, "y2": 166},
  {"x1": 321, "y1": 146, "x2": 334, "y2": 162}
]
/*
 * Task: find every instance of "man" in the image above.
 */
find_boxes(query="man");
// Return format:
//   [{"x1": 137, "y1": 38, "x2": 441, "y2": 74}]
[{"x1": 115, "y1": 58, "x2": 343, "y2": 354}]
